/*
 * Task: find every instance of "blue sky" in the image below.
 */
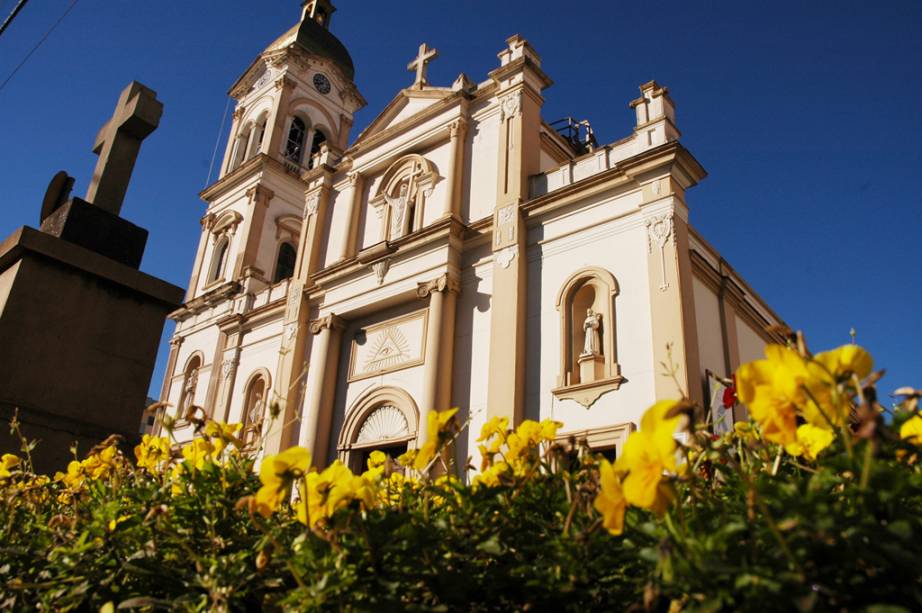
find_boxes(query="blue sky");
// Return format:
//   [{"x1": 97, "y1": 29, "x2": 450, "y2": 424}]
[{"x1": 0, "y1": 1, "x2": 919, "y2": 401}]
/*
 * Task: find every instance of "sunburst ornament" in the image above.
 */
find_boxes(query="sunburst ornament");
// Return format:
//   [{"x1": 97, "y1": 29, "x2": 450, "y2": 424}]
[{"x1": 355, "y1": 405, "x2": 409, "y2": 443}]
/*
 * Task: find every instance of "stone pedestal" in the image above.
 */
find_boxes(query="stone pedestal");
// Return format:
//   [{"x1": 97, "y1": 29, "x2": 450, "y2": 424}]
[
  {"x1": 578, "y1": 352, "x2": 605, "y2": 384},
  {"x1": 0, "y1": 224, "x2": 183, "y2": 473}
]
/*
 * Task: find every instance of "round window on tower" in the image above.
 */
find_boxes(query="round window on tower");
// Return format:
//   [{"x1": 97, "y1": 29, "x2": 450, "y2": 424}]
[{"x1": 313, "y1": 73, "x2": 331, "y2": 95}]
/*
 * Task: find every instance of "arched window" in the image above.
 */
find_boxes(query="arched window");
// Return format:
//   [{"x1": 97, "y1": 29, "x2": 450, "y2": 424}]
[
  {"x1": 284, "y1": 117, "x2": 307, "y2": 164},
  {"x1": 552, "y1": 267, "x2": 623, "y2": 408},
  {"x1": 178, "y1": 355, "x2": 202, "y2": 418},
  {"x1": 371, "y1": 154, "x2": 440, "y2": 242},
  {"x1": 242, "y1": 374, "x2": 268, "y2": 447},
  {"x1": 208, "y1": 237, "x2": 230, "y2": 283},
  {"x1": 337, "y1": 387, "x2": 419, "y2": 472},
  {"x1": 273, "y1": 242, "x2": 297, "y2": 283},
  {"x1": 307, "y1": 130, "x2": 327, "y2": 169},
  {"x1": 248, "y1": 113, "x2": 268, "y2": 159},
  {"x1": 232, "y1": 124, "x2": 253, "y2": 170}
]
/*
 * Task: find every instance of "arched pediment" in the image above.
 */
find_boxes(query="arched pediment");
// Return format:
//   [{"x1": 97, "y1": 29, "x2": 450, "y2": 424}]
[
  {"x1": 211, "y1": 210, "x2": 243, "y2": 235},
  {"x1": 337, "y1": 385, "x2": 419, "y2": 450}
]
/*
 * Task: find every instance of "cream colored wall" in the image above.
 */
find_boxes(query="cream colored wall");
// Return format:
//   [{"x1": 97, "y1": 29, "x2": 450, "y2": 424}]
[
  {"x1": 692, "y1": 277, "x2": 728, "y2": 377},
  {"x1": 464, "y1": 105, "x2": 500, "y2": 224},
  {"x1": 735, "y1": 313, "x2": 767, "y2": 364},
  {"x1": 453, "y1": 247, "x2": 493, "y2": 464},
  {"x1": 225, "y1": 323, "x2": 285, "y2": 424},
  {"x1": 527, "y1": 190, "x2": 658, "y2": 434},
  {"x1": 324, "y1": 303, "x2": 430, "y2": 465}
]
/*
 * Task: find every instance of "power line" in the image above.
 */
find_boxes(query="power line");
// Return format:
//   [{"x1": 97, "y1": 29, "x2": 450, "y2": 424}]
[
  {"x1": 205, "y1": 96, "x2": 232, "y2": 187},
  {"x1": 0, "y1": 0, "x2": 78, "y2": 95},
  {"x1": 0, "y1": 0, "x2": 30, "y2": 38}
]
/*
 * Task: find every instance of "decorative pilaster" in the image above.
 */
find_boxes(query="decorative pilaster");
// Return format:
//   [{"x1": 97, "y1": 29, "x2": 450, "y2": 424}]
[
  {"x1": 294, "y1": 174, "x2": 331, "y2": 281},
  {"x1": 185, "y1": 214, "x2": 213, "y2": 300},
  {"x1": 485, "y1": 35, "x2": 550, "y2": 427},
  {"x1": 340, "y1": 171, "x2": 364, "y2": 260},
  {"x1": 232, "y1": 184, "x2": 274, "y2": 279},
  {"x1": 265, "y1": 279, "x2": 309, "y2": 456},
  {"x1": 220, "y1": 105, "x2": 246, "y2": 176},
  {"x1": 442, "y1": 118, "x2": 468, "y2": 218},
  {"x1": 265, "y1": 76, "x2": 297, "y2": 158},
  {"x1": 215, "y1": 318, "x2": 244, "y2": 421},
  {"x1": 153, "y1": 335, "x2": 184, "y2": 436},
  {"x1": 643, "y1": 205, "x2": 702, "y2": 404},
  {"x1": 297, "y1": 313, "x2": 347, "y2": 465},
  {"x1": 416, "y1": 274, "x2": 460, "y2": 445}
]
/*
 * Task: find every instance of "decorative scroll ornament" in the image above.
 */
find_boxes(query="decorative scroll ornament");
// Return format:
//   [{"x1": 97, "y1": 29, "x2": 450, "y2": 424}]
[
  {"x1": 496, "y1": 245, "x2": 518, "y2": 269},
  {"x1": 416, "y1": 273, "x2": 460, "y2": 298},
  {"x1": 646, "y1": 213, "x2": 674, "y2": 291},
  {"x1": 221, "y1": 358, "x2": 237, "y2": 380},
  {"x1": 371, "y1": 259, "x2": 390, "y2": 285},
  {"x1": 499, "y1": 91, "x2": 522, "y2": 120},
  {"x1": 355, "y1": 405, "x2": 410, "y2": 444},
  {"x1": 304, "y1": 193, "x2": 320, "y2": 218}
]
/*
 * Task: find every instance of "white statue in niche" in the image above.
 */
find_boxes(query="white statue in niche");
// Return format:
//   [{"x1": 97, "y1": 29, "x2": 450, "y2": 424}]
[
  {"x1": 581, "y1": 308, "x2": 603, "y2": 357},
  {"x1": 385, "y1": 182, "x2": 410, "y2": 239}
]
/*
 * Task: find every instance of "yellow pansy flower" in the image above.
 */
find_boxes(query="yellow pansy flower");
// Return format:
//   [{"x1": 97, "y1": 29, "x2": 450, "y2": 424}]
[
  {"x1": 255, "y1": 446, "x2": 312, "y2": 517},
  {"x1": 472, "y1": 460, "x2": 510, "y2": 489},
  {"x1": 784, "y1": 423, "x2": 835, "y2": 461},
  {"x1": 0, "y1": 453, "x2": 20, "y2": 479},
  {"x1": 617, "y1": 400, "x2": 681, "y2": 511},
  {"x1": 736, "y1": 345, "x2": 809, "y2": 445},
  {"x1": 814, "y1": 344, "x2": 873, "y2": 381},
  {"x1": 181, "y1": 438, "x2": 215, "y2": 470},
  {"x1": 900, "y1": 415, "x2": 922, "y2": 446},
  {"x1": 593, "y1": 459, "x2": 627, "y2": 536},
  {"x1": 134, "y1": 435, "x2": 172, "y2": 473},
  {"x1": 298, "y1": 460, "x2": 375, "y2": 528},
  {"x1": 478, "y1": 416, "x2": 509, "y2": 443},
  {"x1": 412, "y1": 408, "x2": 458, "y2": 472}
]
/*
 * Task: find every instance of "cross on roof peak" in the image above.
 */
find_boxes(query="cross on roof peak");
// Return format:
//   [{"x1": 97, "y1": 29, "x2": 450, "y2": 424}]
[{"x1": 407, "y1": 42, "x2": 438, "y2": 89}]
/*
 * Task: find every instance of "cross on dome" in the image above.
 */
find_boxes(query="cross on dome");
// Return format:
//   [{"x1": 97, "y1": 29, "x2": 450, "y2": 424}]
[{"x1": 407, "y1": 42, "x2": 438, "y2": 88}]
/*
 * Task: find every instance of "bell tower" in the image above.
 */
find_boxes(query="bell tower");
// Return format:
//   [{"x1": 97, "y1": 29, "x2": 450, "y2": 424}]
[{"x1": 167, "y1": 3, "x2": 365, "y2": 427}]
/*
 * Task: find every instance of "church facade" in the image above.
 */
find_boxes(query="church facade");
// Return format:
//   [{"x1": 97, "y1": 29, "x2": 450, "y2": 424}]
[{"x1": 158, "y1": 1, "x2": 785, "y2": 470}]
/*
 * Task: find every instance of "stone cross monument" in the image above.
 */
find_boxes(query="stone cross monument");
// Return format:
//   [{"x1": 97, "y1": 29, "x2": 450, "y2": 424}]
[
  {"x1": 0, "y1": 81, "x2": 183, "y2": 473},
  {"x1": 85, "y1": 81, "x2": 163, "y2": 216}
]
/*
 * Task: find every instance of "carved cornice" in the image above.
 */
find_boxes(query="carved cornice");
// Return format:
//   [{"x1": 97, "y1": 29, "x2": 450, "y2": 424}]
[
  {"x1": 309, "y1": 313, "x2": 346, "y2": 334},
  {"x1": 169, "y1": 281, "x2": 241, "y2": 322},
  {"x1": 416, "y1": 273, "x2": 460, "y2": 298}
]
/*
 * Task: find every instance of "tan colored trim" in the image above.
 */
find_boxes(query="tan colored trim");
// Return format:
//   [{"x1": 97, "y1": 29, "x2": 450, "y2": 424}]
[
  {"x1": 346, "y1": 308, "x2": 429, "y2": 382},
  {"x1": 558, "y1": 422, "x2": 635, "y2": 457},
  {"x1": 298, "y1": 313, "x2": 346, "y2": 464},
  {"x1": 232, "y1": 185, "x2": 274, "y2": 279},
  {"x1": 336, "y1": 385, "x2": 420, "y2": 470}
]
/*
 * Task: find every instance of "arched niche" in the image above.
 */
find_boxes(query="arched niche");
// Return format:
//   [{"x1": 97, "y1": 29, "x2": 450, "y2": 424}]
[
  {"x1": 177, "y1": 351, "x2": 205, "y2": 419},
  {"x1": 337, "y1": 386, "x2": 419, "y2": 471},
  {"x1": 240, "y1": 368, "x2": 271, "y2": 448},
  {"x1": 369, "y1": 154, "x2": 440, "y2": 241},
  {"x1": 552, "y1": 267, "x2": 624, "y2": 408}
]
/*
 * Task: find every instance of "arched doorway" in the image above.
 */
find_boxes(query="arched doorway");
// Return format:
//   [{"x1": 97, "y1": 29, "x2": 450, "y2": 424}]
[{"x1": 337, "y1": 386, "x2": 419, "y2": 472}]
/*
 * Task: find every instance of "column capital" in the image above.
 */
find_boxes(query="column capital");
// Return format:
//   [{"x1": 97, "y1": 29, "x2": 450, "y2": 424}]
[
  {"x1": 232, "y1": 105, "x2": 246, "y2": 120},
  {"x1": 416, "y1": 273, "x2": 461, "y2": 298},
  {"x1": 274, "y1": 75, "x2": 297, "y2": 92},
  {"x1": 169, "y1": 335, "x2": 185, "y2": 348},
  {"x1": 245, "y1": 184, "x2": 274, "y2": 206},
  {"x1": 448, "y1": 117, "x2": 468, "y2": 139},
  {"x1": 347, "y1": 170, "x2": 362, "y2": 186},
  {"x1": 309, "y1": 313, "x2": 346, "y2": 334}
]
